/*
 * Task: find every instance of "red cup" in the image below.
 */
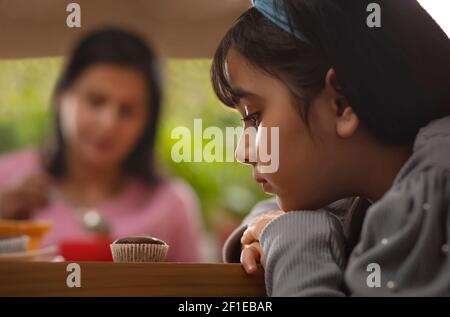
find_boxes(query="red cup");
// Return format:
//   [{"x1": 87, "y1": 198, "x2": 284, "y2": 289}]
[{"x1": 60, "y1": 238, "x2": 113, "y2": 261}]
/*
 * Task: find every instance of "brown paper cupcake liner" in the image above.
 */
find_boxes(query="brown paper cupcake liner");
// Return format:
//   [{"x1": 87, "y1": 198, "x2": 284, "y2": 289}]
[{"x1": 110, "y1": 243, "x2": 169, "y2": 262}]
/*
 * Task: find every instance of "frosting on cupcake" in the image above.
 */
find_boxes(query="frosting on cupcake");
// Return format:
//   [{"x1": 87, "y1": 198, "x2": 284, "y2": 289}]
[{"x1": 112, "y1": 236, "x2": 166, "y2": 245}]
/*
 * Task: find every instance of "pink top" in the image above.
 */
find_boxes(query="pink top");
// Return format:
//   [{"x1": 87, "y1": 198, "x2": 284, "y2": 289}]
[{"x1": 0, "y1": 148, "x2": 202, "y2": 262}]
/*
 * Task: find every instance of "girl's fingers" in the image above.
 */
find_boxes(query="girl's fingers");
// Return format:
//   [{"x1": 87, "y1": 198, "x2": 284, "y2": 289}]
[
  {"x1": 241, "y1": 211, "x2": 285, "y2": 245},
  {"x1": 240, "y1": 242, "x2": 262, "y2": 274},
  {"x1": 241, "y1": 225, "x2": 258, "y2": 245},
  {"x1": 239, "y1": 211, "x2": 285, "y2": 273},
  {"x1": 240, "y1": 247, "x2": 255, "y2": 274}
]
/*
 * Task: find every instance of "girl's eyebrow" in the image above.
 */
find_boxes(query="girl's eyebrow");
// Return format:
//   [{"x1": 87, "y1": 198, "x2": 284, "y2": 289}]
[{"x1": 231, "y1": 86, "x2": 259, "y2": 99}]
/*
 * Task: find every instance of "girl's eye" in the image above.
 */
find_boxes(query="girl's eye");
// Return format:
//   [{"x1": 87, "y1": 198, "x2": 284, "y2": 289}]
[{"x1": 241, "y1": 111, "x2": 261, "y2": 128}]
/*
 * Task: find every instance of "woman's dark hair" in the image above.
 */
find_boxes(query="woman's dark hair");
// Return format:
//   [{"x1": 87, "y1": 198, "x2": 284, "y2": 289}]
[
  {"x1": 42, "y1": 28, "x2": 163, "y2": 184},
  {"x1": 211, "y1": 0, "x2": 450, "y2": 144}
]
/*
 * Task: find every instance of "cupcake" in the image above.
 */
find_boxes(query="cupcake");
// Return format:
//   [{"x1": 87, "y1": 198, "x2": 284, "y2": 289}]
[
  {"x1": 0, "y1": 234, "x2": 30, "y2": 254},
  {"x1": 110, "y1": 236, "x2": 169, "y2": 263}
]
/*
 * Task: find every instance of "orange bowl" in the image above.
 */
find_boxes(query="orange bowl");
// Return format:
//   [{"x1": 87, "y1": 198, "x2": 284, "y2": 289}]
[{"x1": 0, "y1": 220, "x2": 53, "y2": 250}]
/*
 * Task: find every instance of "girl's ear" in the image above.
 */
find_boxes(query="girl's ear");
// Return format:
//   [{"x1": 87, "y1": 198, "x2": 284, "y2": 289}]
[
  {"x1": 324, "y1": 68, "x2": 359, "y2": 138},
  {"x1": 336, "y1": 106, "x2": 359, "y2": 138}
]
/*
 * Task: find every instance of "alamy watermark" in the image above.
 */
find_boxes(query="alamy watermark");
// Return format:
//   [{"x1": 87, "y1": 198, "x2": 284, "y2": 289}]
[
  {"x1": 366, "y1": 262, "x2": 381, "y2": 288},
  {"x1": 66, "y1": 262, "x2": 81, "y2": 288},
  {"x1": 367, "y1": 3, "x2": 381, "y2": 28},
  {"x1": 170, "y1": 119, "x2": 280, "y2": 173},
  {"x1": 66, "y1": 3, "x2": 81, "y2": 28},
  {"x1": 64, "y1": 2, "x2": 381, "y2": 30}
]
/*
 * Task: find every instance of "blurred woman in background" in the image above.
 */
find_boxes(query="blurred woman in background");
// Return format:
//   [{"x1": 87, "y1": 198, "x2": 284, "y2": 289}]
[{"x1": 0, "y1": 29, "x2": 202, "y2": 261}]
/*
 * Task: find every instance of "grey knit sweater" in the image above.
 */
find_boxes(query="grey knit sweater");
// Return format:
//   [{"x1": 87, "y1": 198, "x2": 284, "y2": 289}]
[{"x1": 223, "y1": 116, "x2": 450, "y2": 296}]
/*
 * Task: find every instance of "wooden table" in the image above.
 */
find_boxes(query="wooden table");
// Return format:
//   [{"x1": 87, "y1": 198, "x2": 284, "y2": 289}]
[{"x1": 0, "y1": 262, "x2": 266, "y2": 296}]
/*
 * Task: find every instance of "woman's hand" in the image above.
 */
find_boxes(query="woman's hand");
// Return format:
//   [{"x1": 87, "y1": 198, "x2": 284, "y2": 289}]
[
  {"x1": 240, "y1": 210, "x2": 285, "y2": 274},
  {"x1": 0, "y1": 173, "x2": 51, "y2": 220}
]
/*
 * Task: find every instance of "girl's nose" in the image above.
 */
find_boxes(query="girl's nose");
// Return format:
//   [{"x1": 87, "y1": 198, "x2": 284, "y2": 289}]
[{"x1": 235, "y1": 128, "x2": 257, "y2": 166}]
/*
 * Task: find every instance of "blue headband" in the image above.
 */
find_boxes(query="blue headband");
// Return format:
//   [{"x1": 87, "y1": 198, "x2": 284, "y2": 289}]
[{"x1": 252, "y1": 0, "x2": 312, "y2": 45}]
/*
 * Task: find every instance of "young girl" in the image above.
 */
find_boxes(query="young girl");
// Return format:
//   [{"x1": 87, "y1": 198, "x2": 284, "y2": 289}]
[
  {"x1": 0, "y1": 29, "x2": 202, "y2": 262},
  {"x1": 212, "y1": 0, "x2": 450, "y2": 295}
]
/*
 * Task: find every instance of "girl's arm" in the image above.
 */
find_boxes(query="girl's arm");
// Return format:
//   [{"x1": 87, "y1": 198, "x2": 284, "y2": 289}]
[
  {"x1": 222, "y1": 199, "x2": 279, "y2": 263},
  {"x1": 260, "y1": 210, "x2": 347, "y2": 296},
  {"x1": 223, "y1": 198, "x2": 359, "y2": 296}
]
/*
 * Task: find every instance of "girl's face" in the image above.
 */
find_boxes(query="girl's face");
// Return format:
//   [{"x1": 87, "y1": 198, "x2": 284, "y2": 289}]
[
  {"x1": 59, "y1": 64, "x2": 149, "y2": 170},
  {"x1": 227, "y1": 48, "x2": 354, "y2": 211}
]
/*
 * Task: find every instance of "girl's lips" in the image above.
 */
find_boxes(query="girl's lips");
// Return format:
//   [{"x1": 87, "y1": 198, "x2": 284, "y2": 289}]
[
  {"x1": 261, "y1": 181, "x2": 274, "y2": 193},
  {"x1": 254, "y1": 174, "x2": 274, "y2": 193}
]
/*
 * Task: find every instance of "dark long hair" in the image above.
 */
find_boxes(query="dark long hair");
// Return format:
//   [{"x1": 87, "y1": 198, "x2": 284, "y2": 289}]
[
  {"x1": 42, "y1": 28, "x2": 163, "y2": 185},
  {"x1": 211, "y1": 0, "x2": 450, "y2": 144}
]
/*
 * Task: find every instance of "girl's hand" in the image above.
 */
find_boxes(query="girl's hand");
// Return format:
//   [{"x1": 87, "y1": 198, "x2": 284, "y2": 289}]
[
  {"x1": 0, "y1": 173, "x2": 51, "y2": 220},
  {"x1": 240, "y1": 210, "x2": 285, "y2": 274}
]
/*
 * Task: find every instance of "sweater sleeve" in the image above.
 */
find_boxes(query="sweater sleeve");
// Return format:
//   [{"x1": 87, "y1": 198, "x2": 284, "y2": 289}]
[
  {"x1": 221, "y1": 197, "x2": 357, "y2": 263},
  {"x1": 345, "y1": 168, "x2": 450, "y2": 296},
  {"x1": 260, "y1": 210, "x2": 347, "y2": 296}
]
